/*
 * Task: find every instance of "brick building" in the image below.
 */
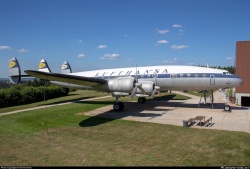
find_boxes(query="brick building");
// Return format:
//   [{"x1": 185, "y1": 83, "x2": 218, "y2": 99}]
[{"x1": 235, "y1": 41, "x2": 250, "y2": 106}]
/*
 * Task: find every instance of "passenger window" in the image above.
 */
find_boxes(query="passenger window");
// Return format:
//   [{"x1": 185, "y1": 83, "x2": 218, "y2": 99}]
[{"x1": 170, "y1": 74, "x2": 177, "y2": 78}]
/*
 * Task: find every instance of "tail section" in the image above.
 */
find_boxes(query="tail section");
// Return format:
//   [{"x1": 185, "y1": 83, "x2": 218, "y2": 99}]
[
  {"x1": 39, "y1": 59, "x2": 52, "y2": 73},
  {"x1": 9, "y1": 57, "x2": 21, "y2": 84},
  {"x1": 61, "y1": 61, "x2": 72, "y2": 74}
]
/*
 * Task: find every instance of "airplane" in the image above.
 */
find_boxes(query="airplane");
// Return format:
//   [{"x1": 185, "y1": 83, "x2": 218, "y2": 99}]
[{"x1": 9, "y1": 57, "x2": 243, "y2": 112}]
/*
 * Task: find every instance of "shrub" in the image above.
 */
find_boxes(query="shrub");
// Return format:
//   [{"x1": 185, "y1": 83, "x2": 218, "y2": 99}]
[{"x1": 0, "y1": 85, "x2": 69, "y2": 108}]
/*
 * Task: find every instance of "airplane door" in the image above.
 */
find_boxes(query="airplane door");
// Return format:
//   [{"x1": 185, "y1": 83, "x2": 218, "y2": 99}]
[
  {"x1": 210, "y1": 75, "x2": 215, "y2": 85},
  {"x1": 153, "y1": 72, "x2": 158, "y2": 85}
]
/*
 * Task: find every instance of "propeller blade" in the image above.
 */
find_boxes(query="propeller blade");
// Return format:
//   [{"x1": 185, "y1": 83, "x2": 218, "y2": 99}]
[
  {"x1": 152, "y1": 88, "x2": 157, "y2": 98},
  {"x1": 151, "y1": 86, "x2": 160, "y2": 98},
  {"x1": 138, "y1": 86, "x2": 145, "y2": 93},
  {"x1": 158, "y1": 89, "x2": 161, "y2": 95},
  {"x1": 130, "y1": 86, "x2": 137, "y2": 99}
]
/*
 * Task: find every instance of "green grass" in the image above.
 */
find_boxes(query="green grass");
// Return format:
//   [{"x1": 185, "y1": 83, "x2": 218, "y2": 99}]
[{"x1": 0, "y1": 90, "x2": 249, "y2": 166}]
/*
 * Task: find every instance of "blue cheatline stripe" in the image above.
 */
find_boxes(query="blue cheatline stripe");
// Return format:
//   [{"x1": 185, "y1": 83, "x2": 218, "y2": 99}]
[{"x1": 93, "y1": 73, "x2": 238, "y2": 80}]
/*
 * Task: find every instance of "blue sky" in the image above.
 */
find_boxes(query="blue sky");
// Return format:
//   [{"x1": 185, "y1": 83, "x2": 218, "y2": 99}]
[{"x1": 1, "y1": 0, "x2": 250, "y2": 78}]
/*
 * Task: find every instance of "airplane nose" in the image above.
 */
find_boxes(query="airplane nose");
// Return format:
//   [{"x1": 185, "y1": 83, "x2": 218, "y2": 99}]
[{"x1": 235, "y1": 76, "x2": 243, "y2": 87}]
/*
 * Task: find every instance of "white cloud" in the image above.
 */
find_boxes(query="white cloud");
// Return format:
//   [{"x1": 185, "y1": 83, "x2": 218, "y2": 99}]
[
  {"x1": 77, "y1": 53, "x2": 85, "y2": 58},
  {"x1": 18, "y1": 49, "x2": 29, "y2": 53},
  {"x1": 161, "y1": 58, "x2": 177, "y2": 63},
  {"x1": 156, "y1": 29, "x2": 169, "y2": 34},
  {"x1": 171, "y1": 45, "x2": 189, "y2": 49},
  {"x1": 78, "y1": 40, "x2": 83, "y2": 43},
  {"x1": 162, "y1": 60, "x2": 174, "y2": 63},
  {"x1": 157, "y1": 40, "x2": 169, "y2": 44},
  {"x1": 0, "y1": 46, "x2": 11, "y2": 50},
  {"x1": 172, "y1": 24, "x2": 182, "y2": 28},
  {"x1": 227, "y1": 57, "x2": 234, "y2": 60},
  {"x1": 98, "y1": 45, "x2": 107, "y2": 49},
  {"x1": 100, "y1": 54, "x2": 120, "y2": 60}
]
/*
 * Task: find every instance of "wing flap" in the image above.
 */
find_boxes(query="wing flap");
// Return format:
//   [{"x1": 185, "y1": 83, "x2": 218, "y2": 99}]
[{"x1": 24, "y1": 70, "x2": 107, "y2": 87}]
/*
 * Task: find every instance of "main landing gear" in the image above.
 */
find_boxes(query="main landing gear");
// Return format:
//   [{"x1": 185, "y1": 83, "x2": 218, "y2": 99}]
[
  {"x1": 138, "y1": 97, "x2": 146, "y2": 104},
  {"x1": 113, "y1": 102, "x2": 124, "y2": 111},
  {"x1": 113, "y1": 97, "x2": 147, "y2": 111}
]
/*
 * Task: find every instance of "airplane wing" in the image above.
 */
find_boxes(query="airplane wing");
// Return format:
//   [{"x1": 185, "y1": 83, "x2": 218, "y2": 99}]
[{"x1": 24, "y1": 70, "x2": 107, "y2": 87}]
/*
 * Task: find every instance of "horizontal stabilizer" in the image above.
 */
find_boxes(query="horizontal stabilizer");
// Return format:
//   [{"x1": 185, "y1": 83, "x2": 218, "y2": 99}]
[{"x1": 24, "y1": 70, "x2": 107, "y2": 87}]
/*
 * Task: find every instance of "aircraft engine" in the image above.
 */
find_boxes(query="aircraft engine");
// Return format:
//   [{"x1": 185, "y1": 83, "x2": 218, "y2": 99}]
[
  {"x1": 136, "y1": 81, "x2": 154, "y2": 94},
  {"x1": 108, "y1": 77, "x2": 135, "y2": 92}
]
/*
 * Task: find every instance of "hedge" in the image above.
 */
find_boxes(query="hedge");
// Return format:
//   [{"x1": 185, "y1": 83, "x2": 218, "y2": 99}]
[{"x1": 0, "y1": 85, "x2": 69, "y2": 108}]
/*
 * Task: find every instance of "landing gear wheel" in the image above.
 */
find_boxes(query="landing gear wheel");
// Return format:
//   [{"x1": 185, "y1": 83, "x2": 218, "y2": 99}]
[
  {"x1": 113, "y1": 102, "x2": 124, "y2": 111},
  {"x1": 138, "y1": 97, "x2": 146, "y2": 104},
  {"x1": 224, "y1": 105, "x2": 231, "y2": 112}
]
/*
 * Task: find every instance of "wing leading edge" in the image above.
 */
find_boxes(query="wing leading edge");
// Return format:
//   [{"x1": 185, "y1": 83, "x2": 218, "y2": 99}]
[{"x1": 24, "y1": 70, "x2": 107, "y2": 87}]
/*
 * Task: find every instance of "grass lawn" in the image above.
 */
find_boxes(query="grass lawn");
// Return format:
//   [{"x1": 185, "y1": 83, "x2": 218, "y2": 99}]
[{"x1": 0, "y1": 90, "x2": 249, "y2": 166}]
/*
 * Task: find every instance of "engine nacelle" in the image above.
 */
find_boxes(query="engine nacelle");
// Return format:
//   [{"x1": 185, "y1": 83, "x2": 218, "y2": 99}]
[
  {"x1": 108, "y1": 77, "x2": 135, "y2": 92},
  {"x1": 137, "y1": 81, "x2": 154, "y2": 94}
]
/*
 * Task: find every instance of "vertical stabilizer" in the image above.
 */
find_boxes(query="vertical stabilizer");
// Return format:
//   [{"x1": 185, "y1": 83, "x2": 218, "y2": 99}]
[
  {"x1": 38, "y1": 59, "x2": 52, "y2": 72},
  {"x1": 61, "y1": 61, "x2": 72, "y2": 74},
  {"x1": 9, "y1": 57, "x2": 21, "y2": 84}
]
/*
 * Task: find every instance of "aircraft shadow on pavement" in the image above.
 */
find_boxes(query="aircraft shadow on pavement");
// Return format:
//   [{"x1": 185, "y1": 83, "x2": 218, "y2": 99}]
[
  {"x1": 78, "y1": 100, "x2": 178, "y2": 127},
  {"x1": 78, "y1": 98, "x2": 249, "y2": 127}
]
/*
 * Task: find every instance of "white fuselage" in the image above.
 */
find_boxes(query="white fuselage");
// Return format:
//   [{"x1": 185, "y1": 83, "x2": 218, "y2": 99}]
[{"x1": 68, "y1": 65, "x2": 242, "y2": 92}]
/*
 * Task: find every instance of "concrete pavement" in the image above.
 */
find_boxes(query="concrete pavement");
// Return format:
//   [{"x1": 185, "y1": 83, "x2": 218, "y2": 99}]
[{"x1": 82, "y1": 90, "x2": 250, "y2": 134}]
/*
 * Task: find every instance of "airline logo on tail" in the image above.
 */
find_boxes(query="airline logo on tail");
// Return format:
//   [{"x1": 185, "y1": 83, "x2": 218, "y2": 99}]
[
  {"x1": 62, "y1": 64, "x2": 68, "y2": 70},
  {"x1": 9, "y1": 61, "x2": 16, "y2": 68},
  {"x1": 39, "y1": 62, "x2": 46, "y2": 69}
]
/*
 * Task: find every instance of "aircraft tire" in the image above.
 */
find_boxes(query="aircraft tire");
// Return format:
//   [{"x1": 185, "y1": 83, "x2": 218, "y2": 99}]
[
  {"x1": 113, "y1": 102, "x2": 124, "y2": 111},
  {"x1": 224, "y1": 105, "x2": 231, "y2": 112},
  {"x1": 138, "y1": 97, "x2": 146, "y2": 104}
]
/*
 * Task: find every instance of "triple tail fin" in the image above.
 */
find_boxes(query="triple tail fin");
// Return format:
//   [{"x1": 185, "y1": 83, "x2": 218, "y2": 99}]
[
  {"x1": 61, "y1": 61, "x2": 72, "y2": 74},
  {"x1": 38, "y1": 59, "x2": 52, "y2": 73},
  {"x1": 9, "y1": 57, "x2": 21, "y2": 84}
]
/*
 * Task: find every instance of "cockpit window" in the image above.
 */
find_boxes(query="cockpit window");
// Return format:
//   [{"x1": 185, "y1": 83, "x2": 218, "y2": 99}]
[{"x1": 223, "y1": 72, "x2": 230, "y2": 75}]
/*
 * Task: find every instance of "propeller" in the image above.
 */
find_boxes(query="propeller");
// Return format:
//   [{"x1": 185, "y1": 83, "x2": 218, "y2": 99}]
[
  {"x1": 151, "y1": 72, "x2": 160, "y2": 98},
  {"x1": 130, "y1": 64, "x2": 145, "y2": 99}
]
